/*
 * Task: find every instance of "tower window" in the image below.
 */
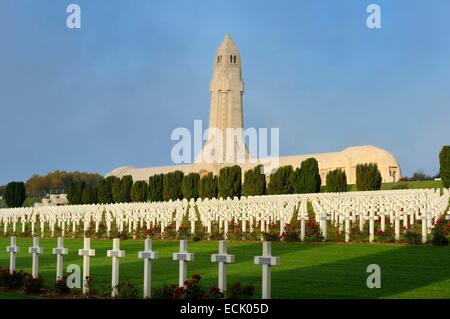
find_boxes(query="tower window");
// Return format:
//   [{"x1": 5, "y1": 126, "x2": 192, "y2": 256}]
[
  {"x1": 230, "y1": 55, "x2": 232, "y2": 63},
  {"x1": 233, "y1": 56, "x2": 236, "y2": 63}
]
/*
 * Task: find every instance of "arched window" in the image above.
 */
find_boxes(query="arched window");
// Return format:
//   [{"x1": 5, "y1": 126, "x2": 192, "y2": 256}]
[
  {"x1": 233, "y1": 56, "x2": 237, "y2": 63},
  {"x1": 230, "y1": 55, "x2": 233, "y2": 63}
]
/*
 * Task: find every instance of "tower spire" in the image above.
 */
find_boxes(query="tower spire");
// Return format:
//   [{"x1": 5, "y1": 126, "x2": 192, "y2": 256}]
[{"x1": 196, "y1": 34, "x2": 248, "y2": 164}]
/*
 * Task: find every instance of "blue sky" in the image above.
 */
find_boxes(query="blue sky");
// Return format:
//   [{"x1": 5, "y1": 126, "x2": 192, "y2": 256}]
[{"x1": 0, "y1": 0, "x2": 449, "y2": 185}]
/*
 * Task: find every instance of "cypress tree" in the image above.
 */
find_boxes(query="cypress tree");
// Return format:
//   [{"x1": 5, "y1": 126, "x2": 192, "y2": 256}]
[
  {"x1": 181, "y1": 173, "x2": 200, "y2": 200},
  {"x1": 298, "y1": 158, "x2": 321, "y2": 193},
  {"x1": 218, "y1": 165, "x2": 242, "y2": 199},
  {"x1": 326, "y1": 169, "x2": 348, "y2": 192},
  {"x1": 119, "y1": 175, "x2": 133, "y2": 203},
  {"x1": 67, "y1": 181, "x2": 85, "y2": 205},
  {"x1": 242, "y1": 165, "x2": 266, "y2": 196},
  {"x1": 200, "y1": 172, "x2": 218, "y2": 199},
  {"x1": 440, "y1": 146, "x2": 450, "y2": 188},
  {"x1": 4, "y1": 181, "x2": 26, "y2": 208},
  {"x1": 81, "y1": 186, "x2": 98, "y2": 204},
  {"x1": 148, "y1": 174, "x2": 164, "y2": 202},
  {"x1": 131, "y1": 181, "x2": 148, "y2": 202},
  {"x1": 97, "y1": 176, "x2": 116, "y2": 204},
  {"x1": 111, "y1": 177, "x2": 122, "y2": 203},
  {"x1": 267, "y1": 165, "x2": 294, "y2": 195},
  {"x1": 163, "y1": 171, "x2": 184, "y2": 201},
  {"x1": 356, "y1": 163, "x2": 382, "y2": 191}
]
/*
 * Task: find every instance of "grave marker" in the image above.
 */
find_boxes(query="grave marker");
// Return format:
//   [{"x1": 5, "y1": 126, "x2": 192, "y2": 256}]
[
  {"x1": 107, "y1": 238, "x2": 125, "y2": 297},
  {"x1": 52, "y1": 237, "x2": 68, "y2": 281},
  {"x1": 172, "y1": 239, "x2": 194, "y2": 288},
  {"x1": 211, "y1": 240, "x2": 235, "y2": 292},
  {"x1": 28, "y1": 236, "x2": 43, "y2": 278},
  {"x1": 138, "y1": 239, "x2": 159, "y2": 298},
  {"x1": 6, "y1": 236, "x2": 20, "y2": 274},
  {"x1": 78, "y1": 238, "x2": 96, "y2": 294},
  {"x1": 254, "y1": 241, "x2": 280, "y2": 299}
]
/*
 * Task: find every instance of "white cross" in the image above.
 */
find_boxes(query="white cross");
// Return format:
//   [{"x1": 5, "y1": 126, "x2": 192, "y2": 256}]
[
  {"x1": 107, "y1": 238, "x2": 126, "y2": 297},
  {"x1": 254, "y1": 241, "x2": 280, "y2": 299},
  {"x1": 420, "y1": 215, "x2": 429, "y2": 243},
  {"x1": 342, "y1": 215, "x2": 352, "y2": 242},
  {"x1": 6, "y1": 236, "x2": 20, "y2": 274},
  {"x1": 78, "y1": 237, "x2": 96, "y2": 294},
  {"x1": 211, "y1": 240, "x2": 235, "y2": 292},
  {"x1": 52, "y1": 237, "x2": 68, "y2": 281},
  {"x1": 319, "y1": 213, "x2": 331, "y2": 240},
  {"x1": 393, "y1": 214, "x2": 404, "y2": 241},
  {"x1": 28, "y1": 236, "x2": 43, "y2": 278},
  {"x1": 365, "y1": 215, "x2": 380, "y2": 243},
  {"x1": 298, "y1": 214, "x2": 309, "y2": 242},
  {"x1": 379, "y1": 212, "x2": 386, "y2": 232},
  {"x1": 172, "y1": 239, "x2": 194, "y2": 288},
  {"x1": 138, "y1": 239, "x2": 159, "y2": 298}
]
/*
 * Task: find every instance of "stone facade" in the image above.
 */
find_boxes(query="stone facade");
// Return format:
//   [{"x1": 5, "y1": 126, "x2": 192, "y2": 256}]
[
  {"x1": 34, "y1": 194, "x2": 69, "y2": 207},
  {"x1": 107, "y1": 35, "x2": 402, "y2": 185}
]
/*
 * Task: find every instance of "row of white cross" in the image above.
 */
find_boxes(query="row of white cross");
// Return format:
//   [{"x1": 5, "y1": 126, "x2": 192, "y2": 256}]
[
  {"x1": 0, "y1": 188, "x2": 448, "y2": 243},
  {"x1": 4, "y1": 237, "x2": 280, "y2": 299},
  {"x1": 308, "y1": 188, "x2": 450, "y2": 243}
]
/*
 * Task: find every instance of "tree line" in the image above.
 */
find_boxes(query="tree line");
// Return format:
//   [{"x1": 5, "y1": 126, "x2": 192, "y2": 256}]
[
  {"x1": 2, "y1": 146, "x2": 449, "y2": 207},
  {"x1": 64, "y1": 159, "x2": 385, "y2": 205},
  {"x1": 24, "y1": 170, "x2": 103, "y2": 197}
]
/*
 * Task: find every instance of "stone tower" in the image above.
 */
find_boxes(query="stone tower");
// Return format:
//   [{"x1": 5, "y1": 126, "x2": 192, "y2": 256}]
[{"x1": 196, "y1": 34, "x2": 249, "y2": 164}]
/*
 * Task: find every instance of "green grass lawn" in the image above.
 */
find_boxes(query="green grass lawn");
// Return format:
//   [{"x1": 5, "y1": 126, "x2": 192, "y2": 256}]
[
  {"x1": 320, "y1": 180, "x2": 443, "y2": 192},
  {"x1": 0, "y1": 239, "x2": 449, "y2": 299},
  {"x1": 0, "y1": 197, "x2": 41, "y2": 208}
]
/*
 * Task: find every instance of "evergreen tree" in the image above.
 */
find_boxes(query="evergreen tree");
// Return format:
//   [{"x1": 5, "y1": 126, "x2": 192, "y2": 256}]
[
  {"x1": 4, "y1": 181, "x2": 26, "y2": 208},
  {"x1": 267, "y1": 165, "x2": 294, "y2": 195},
  {"x1": 440, "y1": 145, "x2": 450, "y2": 188},
  {"x1": 356, "y1": 163, "x2": 382, "y2": 191},
  {"x1": 131, "y1": 181, "x2": 148, "y2": 202},
  {"x1": 199, "y1": 172, "x2": 218, "y2": 199},
  {"x1": 81, "y1": 186, "x2": 98, "y2": 204},
  {"x1": 119, "y1": 175, "x2": 133, "y2": 203},
  {"x1": 298, "y1": 158, "x2": 321, "y2": 193},
  {"x1": 326, "y1": 169, "x2": 348, "y2": 192},
  {"x1": 242, "y1": 165, "x2": 266, "y2": 196},
  {"x1": 97, "y1": 176, "x2": 116, "y2": 204},
  {"x1": 111, "y1": 177, "x2": 122, "y2": 203},
  {"x1": 218, "y1": 165, "x2": 242, "y2": 199},
  {"x1": 181, "y1": 173, "x2": 200, "y2": 200},
  {"x1": 163, "y1": 171, "x2": 184, "y2": 201},
  {"x1": 148, "y1": 174, "x2": 164, "y2": 202},
  {"x1": 67, "y1": 181, "x2": 85, "y2": 205}
]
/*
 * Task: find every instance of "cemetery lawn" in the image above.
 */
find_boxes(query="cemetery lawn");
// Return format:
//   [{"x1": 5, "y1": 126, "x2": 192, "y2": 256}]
[{"x1": 1, "y1": 239, "x2": 449, "y2": 299}]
